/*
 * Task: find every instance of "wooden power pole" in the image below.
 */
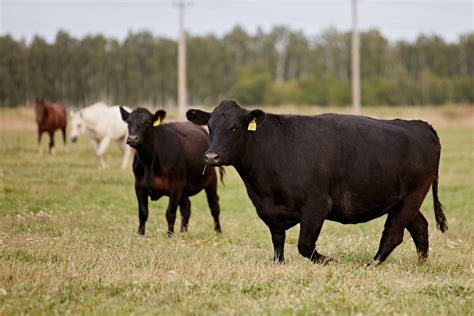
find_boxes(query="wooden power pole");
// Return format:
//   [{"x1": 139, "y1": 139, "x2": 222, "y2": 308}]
[
  {"x1": 177, "y1": 0, "x2": 188, "y2": 118},
  {"x1": 351, "y1": 0, "x2": 361, "y2": 115}
]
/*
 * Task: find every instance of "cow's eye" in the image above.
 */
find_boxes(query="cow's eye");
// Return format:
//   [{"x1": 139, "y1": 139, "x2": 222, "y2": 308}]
[{"x1": 231, "y1": 125, "x2": 239, "y2": 132}]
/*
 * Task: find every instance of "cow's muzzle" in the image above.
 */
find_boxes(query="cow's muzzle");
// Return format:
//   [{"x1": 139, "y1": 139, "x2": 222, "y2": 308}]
[
  {"x1": 205, "y1": 152, "x2": 221, "y2": 166},
  {"x1": 71, "y1": 136, "x2": 78, "y2": 143},
  {"x1": 126, "y1": 135, "x2": 140, "y2": 147}
]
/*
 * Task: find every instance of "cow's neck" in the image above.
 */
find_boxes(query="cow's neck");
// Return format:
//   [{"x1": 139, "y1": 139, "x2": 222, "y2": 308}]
[
  {"x1": 136, "y1": 131, "x2": 166, "y2": 180},
  {"x1": 234, "y1": 121, "x2": 283, "y2": 186},
  {"x1": 234, "y1": 135, "x2": 268, "y2": 184}
]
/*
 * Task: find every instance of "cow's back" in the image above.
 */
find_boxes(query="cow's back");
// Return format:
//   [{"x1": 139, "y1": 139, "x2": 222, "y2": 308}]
[{"x1": 242, "y1": 113, "x2": 441, "y2": 222}]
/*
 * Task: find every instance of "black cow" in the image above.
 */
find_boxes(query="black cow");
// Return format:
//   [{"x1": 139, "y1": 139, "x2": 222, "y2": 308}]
[
  {"x1": 120, "y1": 107, "x2": 223, "y2": 236},
  {"x1": 187, "y1": 100, "x2": 447, "y2": 265}
]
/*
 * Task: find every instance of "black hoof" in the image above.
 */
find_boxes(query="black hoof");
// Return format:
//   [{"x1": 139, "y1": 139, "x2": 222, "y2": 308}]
[{"x1": 314, "y1": 255, "x2": 337, "y2": 265}]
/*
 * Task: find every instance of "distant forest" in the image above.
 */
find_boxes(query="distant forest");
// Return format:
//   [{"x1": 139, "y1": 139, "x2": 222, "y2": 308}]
[{"x1": 0, "y1": 26, "x2": 473, "y2": 107}]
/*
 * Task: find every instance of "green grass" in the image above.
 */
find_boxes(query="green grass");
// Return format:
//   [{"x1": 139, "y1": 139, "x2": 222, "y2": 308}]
[{"x1": 0, "y1": 106, "x2": 473, "y2": 315}]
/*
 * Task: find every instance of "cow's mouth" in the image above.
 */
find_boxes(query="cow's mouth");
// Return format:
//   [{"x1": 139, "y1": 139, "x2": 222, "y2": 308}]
[{"x1": 126, "y1": 141, "x2": 139, "y2": 148}]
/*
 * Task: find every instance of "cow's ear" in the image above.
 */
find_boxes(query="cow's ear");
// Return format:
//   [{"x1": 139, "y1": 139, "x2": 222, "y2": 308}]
[
  {"x1": 152, "y1": 110, "x2": 166, "y2": 126},
  {"x1": 187, "y1": 109, "x2": 210, "y2": 125},
  {"x1": 245, "y1": 109, "x2": 266, "y2": 131},
  {"x1": 119, "y1": 106, "x2": 130, "y2": 122}
]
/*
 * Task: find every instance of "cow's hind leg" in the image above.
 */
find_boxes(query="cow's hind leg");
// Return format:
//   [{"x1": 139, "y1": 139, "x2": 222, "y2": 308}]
[
  {"x1": 370, "y1": 184, "x2": 431, "y2": 266},
  {"x1": 179, "y1": 196, "x2": 191, "y2": 232},
  {"x1": 165, "y1": 189, "x2": 182, "y2": 236},
  {"x1": 205, "y1": 179, "x2": 222, "y2": 233},
  {"x1": 406, "y1": 212, "x2": 429, "y2": 262}
]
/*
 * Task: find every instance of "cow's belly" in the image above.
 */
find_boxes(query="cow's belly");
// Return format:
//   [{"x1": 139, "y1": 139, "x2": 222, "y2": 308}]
[
  {"x1": 246, "y1": 186, "x2": 301, "y2": 230},
  {"x1": 327, "y1": 188, "x2": 403, "y2": 224},
  {"x1": 182, "y1": 176, "x2": 208, "y2": 197},
  {"x1": 255, "y1": 203, "x2": 300, "y2": 230},
  {"x1": 137, "y1": 176, "x2": 171, "y2": 200},
  {"x1": 327, "y1": 204, "x2": 394, "y2": 224}
]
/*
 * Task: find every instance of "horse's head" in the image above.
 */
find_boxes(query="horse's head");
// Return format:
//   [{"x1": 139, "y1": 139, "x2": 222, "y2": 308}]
[
  {"x1": 35, "y1": 98, "x2": 47, "y2": 123},
  {"x1": 120, "y1": 106, "x2": 166, "y2": 149},
  {"x1": 69, "y1": 111, "x2": 85, "y2": 143}
]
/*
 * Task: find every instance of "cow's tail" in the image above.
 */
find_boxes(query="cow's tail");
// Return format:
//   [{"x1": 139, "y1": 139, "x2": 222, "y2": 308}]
[
  {"x1": 218, "y1": 166, "x2": 225, "y2": 187},
  {"x1": 428, "y1": 123, "x2": 447, "y2": 233},
  {"x1": 432, "y1": 176, "x2": 448, "y2": 233}
]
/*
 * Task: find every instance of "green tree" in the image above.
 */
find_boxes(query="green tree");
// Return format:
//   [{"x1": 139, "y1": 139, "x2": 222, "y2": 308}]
[
  {"x1": 229, "y1": 66, "x2": 271, "y2": 105},
  {"x1": 0, "y1": 36, "x2": 28, "y2": 106}
]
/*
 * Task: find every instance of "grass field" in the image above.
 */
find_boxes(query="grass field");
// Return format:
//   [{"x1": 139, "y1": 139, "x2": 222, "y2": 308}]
[{"x1": 0, "y1": 105, "x2": 473, "y2": 314}]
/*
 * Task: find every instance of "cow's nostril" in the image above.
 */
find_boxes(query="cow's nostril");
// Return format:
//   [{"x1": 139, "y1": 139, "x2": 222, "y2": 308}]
[
  {"x1": 205, "y1": 152, "x2": 220, "y2": 165},
  {"x1": 127, "y1": 135, "x2": 139, "y2": 144},
  {"x1": 205, "y1": 152, "x2": 219, "y2": 160}
]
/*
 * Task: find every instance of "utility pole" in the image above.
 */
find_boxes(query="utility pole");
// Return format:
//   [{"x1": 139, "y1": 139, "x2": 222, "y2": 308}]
[
  {"x1": 351, "y1": 0, "x2": 361, "y2": 115},
  {"x1": 177, "y1": 0, "x2": 189, "y2": 118}
]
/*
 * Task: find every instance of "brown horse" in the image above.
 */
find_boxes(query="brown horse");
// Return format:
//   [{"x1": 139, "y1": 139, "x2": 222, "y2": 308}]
[{"x1": 35, "y1": 98, "x2": 67, "y2": 154}]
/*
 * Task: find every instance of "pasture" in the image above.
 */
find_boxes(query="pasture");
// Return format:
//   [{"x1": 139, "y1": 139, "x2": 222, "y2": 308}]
[{"x1": 1, "y1": 105, "x2": 473, "y2": 314}]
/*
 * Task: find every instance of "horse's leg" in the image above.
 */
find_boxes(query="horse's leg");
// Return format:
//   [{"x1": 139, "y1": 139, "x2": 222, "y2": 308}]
[
  {"x1": 48, "y1": 131, "x2": 55, "y2": 155},
  {"x1": 117, "y1": 138, "x2": 125, "y2": 154},
  {"x1": 97, "y1": 136, "x2": 111, "y2": 169},
  {"x1": 62, "y1": 127, "x2": 67, "y2": 145},
  {"x1": 89, "y1": 139, "x2": 102, "y2": 168},
  {"x1": 37, "y1": 129, "x2": 43, "y2": 154},
  {"x1": 120, "y1": 140, "x2": 133, "y2": 170}
]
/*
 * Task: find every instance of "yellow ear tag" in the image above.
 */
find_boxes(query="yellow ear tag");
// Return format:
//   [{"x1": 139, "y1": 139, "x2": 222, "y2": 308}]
[
  {"x1": 153, "y1": 117, "x2": 162, "y2": 127},
  {"x1": 248, "y1": 118, "x2": 257, "y2": 132}
]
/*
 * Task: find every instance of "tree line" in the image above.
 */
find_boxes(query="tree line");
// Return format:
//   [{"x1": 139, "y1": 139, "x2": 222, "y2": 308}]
[{"x1": 0, "y1": 26, "x2": 473, "y2": 107}]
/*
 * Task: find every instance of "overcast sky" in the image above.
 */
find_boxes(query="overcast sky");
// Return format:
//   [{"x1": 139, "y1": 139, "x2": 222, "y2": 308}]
[{"x1": 0, "y1": 0, "x2": 472, "y2": 43}]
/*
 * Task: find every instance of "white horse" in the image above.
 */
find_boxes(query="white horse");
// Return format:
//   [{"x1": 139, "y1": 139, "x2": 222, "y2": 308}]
[{"x1": 70, "y1": 102, "x2": 133, "y2": 169}]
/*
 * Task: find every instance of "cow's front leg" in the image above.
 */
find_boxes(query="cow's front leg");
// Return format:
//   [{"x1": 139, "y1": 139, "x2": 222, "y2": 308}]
[
  {"x1": 270, "y1": 228, "x2": 286, "y2": 263},
  {"x1": 179, "y1": 196, "x2": 191, "y2": 232},
  {"x1": 135, "y1": 182, "x2": 148, "y2": 235},
  {"x1": 166, "y1": 190, "x2": 181, "y2": 236},
  {"x1": 297, "y1": 196, "x2": 332, "y2": 263}
]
